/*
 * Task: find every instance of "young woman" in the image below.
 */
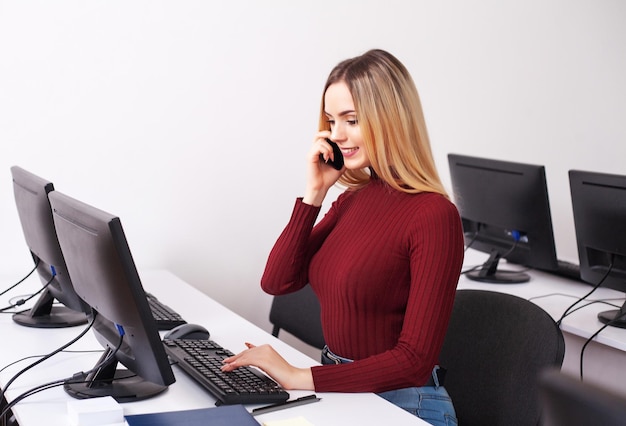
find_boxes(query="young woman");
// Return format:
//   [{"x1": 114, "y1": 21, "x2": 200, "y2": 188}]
[{"x1": 222, "y1": 49, "x2": 464, "y2": 426}]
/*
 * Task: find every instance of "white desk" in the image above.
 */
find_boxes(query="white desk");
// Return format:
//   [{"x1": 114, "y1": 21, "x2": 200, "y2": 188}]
[
  {"x1": 0, "y1": 270, "x2": 425, "y2": 425},
  {"x1": 460, "y1": 250, "x2": 626, "y2": 395}
]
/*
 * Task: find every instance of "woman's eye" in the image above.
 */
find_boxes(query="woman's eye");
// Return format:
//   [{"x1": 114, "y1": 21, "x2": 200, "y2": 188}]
[{"x1": 347, "y1": 119, "x2": 358, "y2": 125}]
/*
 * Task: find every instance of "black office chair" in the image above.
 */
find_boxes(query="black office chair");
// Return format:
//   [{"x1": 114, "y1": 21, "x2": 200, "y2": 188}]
[
  {"x1": 269, "y1": 284, "x2": 325, "y2": 350},
  {"x1": 438, "y1": 289, "x2": 565, "y2": 426},
  {"x1": 539, "y1": 368, "x2": 626, "y2": 426}
]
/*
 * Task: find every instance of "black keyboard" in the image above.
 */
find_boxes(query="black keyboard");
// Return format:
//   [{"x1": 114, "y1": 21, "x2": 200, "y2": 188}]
[
  {"x1": 146, "y1": 292, "x2": 187, "y2": 330},
  {"x1": 163, "y1": 338, "x2": 290, "y2": 406},
  {"x1": 541, "y1": 260, "x2": 584, "y2": 282}
]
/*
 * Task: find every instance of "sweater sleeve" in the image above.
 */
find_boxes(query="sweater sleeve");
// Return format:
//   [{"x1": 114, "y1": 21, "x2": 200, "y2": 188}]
[
  {"x1": 310, "y1": 198, "x2": 464, "y2": 393},
  {"x1": 260, "y1": 198, "x2": 323, "y2": 295}
]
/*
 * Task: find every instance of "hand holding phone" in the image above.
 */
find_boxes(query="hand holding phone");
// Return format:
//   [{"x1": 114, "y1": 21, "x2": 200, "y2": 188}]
[{"x1": 319, "y1": 139, "x2": 344, "y2": 170}]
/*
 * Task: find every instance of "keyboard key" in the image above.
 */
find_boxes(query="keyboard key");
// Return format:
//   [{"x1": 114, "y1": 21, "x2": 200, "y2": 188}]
[
  {"x1": 163, "y1": 338, "x2": 289, "y2": 405},
  {"x1": 146, "y1": 292, "x2": 187, "y2": 330}
]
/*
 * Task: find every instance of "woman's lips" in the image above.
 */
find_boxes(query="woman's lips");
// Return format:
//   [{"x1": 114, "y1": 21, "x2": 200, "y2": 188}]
[{"x1": 340, "y1": 147, "x2": 359, "y2": 158}]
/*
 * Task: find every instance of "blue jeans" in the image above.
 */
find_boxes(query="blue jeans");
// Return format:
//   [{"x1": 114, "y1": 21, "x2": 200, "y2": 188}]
[
  {"x1": 321, "y1": 346, "x2": 457, "y2": 426},
  {"x1": 378, "y1": 386, "x2": 457, "y2": 426}
]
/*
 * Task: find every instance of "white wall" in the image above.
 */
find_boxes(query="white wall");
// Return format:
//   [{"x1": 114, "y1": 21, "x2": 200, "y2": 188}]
[{"x1": 1, "y1": 1, "x2": 625, "y2": 354}]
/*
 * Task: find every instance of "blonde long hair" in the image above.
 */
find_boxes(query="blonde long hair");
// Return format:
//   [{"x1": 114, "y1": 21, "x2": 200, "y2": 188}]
[{"x1": 319, "y1": 49, "x2": 448, "y2": 198}]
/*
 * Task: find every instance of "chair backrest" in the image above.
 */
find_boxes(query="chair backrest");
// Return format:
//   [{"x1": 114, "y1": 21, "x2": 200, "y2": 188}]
[
  {"x1": 539, "y1": 369, "x2": 626, "y2": 426},
  {"x1": 269, "y1": 284, "x2": 325, "y2": 350},
  {"x1": 438, "y1": 289, "x2": 565, "y2": 426}
]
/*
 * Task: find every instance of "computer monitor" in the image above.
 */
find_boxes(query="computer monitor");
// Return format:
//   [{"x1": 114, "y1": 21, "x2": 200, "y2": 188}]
[
  {"x1": 448, "y1": 154, "x2": 559, "y2": 283},
  {"x1": 569, "y1": 170, "x2": 626, "y2": 329},
  {"x1": 10, "y1": 166, "x2": 90, "y2": 327},
  {"x1": 48, "y1": 190, "x2": 175, "y2": 401}
]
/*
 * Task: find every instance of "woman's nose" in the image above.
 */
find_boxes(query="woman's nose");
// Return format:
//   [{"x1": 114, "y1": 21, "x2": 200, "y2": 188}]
[{"x1": 330, "y1": 125, "x2": 346, "y2": 142}]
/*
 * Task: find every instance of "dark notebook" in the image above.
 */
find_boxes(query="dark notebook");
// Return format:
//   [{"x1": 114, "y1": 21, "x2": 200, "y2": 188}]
[{"x1": 125, "y1": 404, "x2": 258, "y2": 426}]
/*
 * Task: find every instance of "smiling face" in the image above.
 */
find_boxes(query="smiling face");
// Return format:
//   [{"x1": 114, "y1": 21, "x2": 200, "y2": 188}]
[{"x1": 324, "y1": 81, "x2": 371, "y2": 170}]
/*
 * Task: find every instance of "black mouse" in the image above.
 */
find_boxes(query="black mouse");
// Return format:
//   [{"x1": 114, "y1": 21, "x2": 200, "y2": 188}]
[{"x1": 163, "y1": 323, "x2": 211, "y2": 340}]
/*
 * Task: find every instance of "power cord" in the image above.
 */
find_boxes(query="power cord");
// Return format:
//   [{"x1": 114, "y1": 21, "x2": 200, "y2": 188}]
[
  {"x1": 580, "y1": 310, "x2": 626, "y2": 381},
  {"x1": 0, "y1": 260, "x2": 40, "y2": 297},
  {"x1": 463, "y1": 231, "x2": 478, "y2": 253},
  {"x1": 0, "y1": 349, "x2": 104, "y2": 376},
  {"x1": 0, "y1": 314, "x2": 126, "y2": 422},
  {"x1": 548, "y1": 258, "x2": 617, "y2": 381},
  {"x1": 0, "y1": 310, "x2": 95, "y2": 411},
  {"x1": 556, "y1": 260, "x2": 613, "y2": 326},
  {"x1": 0, "y1": 266, "x2": 57, "y2": 313}
]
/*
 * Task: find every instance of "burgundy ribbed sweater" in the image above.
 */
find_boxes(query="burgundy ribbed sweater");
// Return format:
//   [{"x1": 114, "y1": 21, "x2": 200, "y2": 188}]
[{"x1": 261, "y1": 178, "x2": 464, "y2": 393}]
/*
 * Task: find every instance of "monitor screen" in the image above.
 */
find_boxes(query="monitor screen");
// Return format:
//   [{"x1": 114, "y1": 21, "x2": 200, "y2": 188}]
[
  {"x1": 48, "y1": 190, "x2": 175, "y2": 401},
  {"x1": 448, "y1": 154, "x2": 558, "y2": 283},
  {"x1": 10, "y1": 166, "x2": 89, "y2": 327},
  {"x1": 569, "y1": 170, "x2": 626, "y2": 328}
]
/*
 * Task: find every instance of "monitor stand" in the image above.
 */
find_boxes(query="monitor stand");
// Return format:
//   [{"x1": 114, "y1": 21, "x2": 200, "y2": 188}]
[
  {"x1": 12, "y1": 288, "x2": 88, "y2": 328},
  {"x1": 64, "y1": 349, "x2": 168, "y2": 402},
  {"x1": 465, "y1": 251, "x2": 530, "y2": 284},
  {"x1": 598, "y1": 303, "x2": 626, "y2": 329}
]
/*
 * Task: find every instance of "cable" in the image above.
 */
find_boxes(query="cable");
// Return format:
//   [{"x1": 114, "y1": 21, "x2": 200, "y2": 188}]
[
  {"x1": 556, "y1": 260, "x2": 614, "y2": 326},
  {"x1": 463, "y1": 231, "x2": 479, "y2": 253},
  {"x1": 0, "y1": 266, "x2": 57, "y2": 313},
  {"x1": 1, "y1": 318, "x2": 124, "y2": 422},
  {"x1": 528, "y1": 292, "x2": 617, "y2": 302},
  {"x1": 561, "y1": 299, "x2": 620, "y2": 318},
  {"x1": 460, "y1": 264, "x2": 482, "y2": 275},
  {"x1": 0, "y1": 378, "x2": 67, "y2": 420},
  {"x1": 0, "y1": 310, "x2": 96, "y2": 409},
  {"x1": 0, "y1": 349, "x2": 104, "y2": 376},
  {"x1": 0, "y1": 260, "x2": 39, "y2": 297},
  {"x1": 0, "y1": 355, "x2": 47, "y2": 375},
  {"x1": 497, "y1": 239, "x2": 520, "y2": 262},
  {"x1": 579, "y1": 309, "x2": 626, "y2": 381}
]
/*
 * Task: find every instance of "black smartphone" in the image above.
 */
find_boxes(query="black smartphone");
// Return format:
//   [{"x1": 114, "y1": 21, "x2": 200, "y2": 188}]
[{"x1": 319, "y1": 139, "x2": 344, "y2": 170}]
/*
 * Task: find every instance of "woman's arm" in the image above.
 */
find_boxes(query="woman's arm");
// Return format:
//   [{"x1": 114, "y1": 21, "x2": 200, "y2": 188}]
[
  {"x1": 221, "y1": 343, "x2": 314, "y2": 390},
  {"x1": 311, "y1": 198, "x2": 464, "y2": 392},
  {"x1": 233, "y1": 196, "x2": 464, "y2": 394},
  {"x1": 260, "y1": 199, "x2": 320, "y2": 295},
  {"x1": 260, "y1": 133, "x2": 344, "y2": 295}
]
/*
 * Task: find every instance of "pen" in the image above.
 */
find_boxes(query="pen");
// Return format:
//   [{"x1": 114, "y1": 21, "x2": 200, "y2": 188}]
[{"x1": 251, "y1": 394, "x2": 321, "y2": 416}]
